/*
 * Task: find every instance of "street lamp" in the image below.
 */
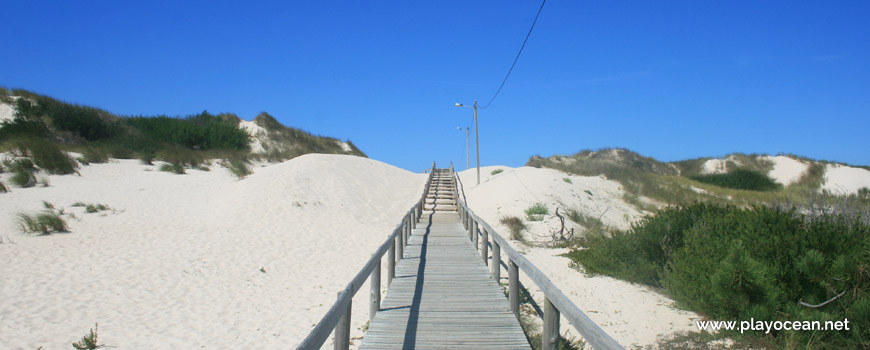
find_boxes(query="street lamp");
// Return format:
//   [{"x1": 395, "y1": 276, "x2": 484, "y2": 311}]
[
  {"x1": 454, "y1": 100, "x2": 479, "y2": 185},
  {"x1": 456, "y1": 126, "x2": 470, "y2": 170}
]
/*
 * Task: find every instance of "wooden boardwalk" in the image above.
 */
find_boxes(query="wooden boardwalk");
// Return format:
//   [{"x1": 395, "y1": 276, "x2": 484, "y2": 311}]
[{"x1": 359, "y1": 211, "x2": 530, "y2": 349}]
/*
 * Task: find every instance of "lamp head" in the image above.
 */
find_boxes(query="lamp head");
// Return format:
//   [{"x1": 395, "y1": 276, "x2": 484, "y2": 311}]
[{"x1": 455, "y1": 103, "x2": 463, "y2": 107}]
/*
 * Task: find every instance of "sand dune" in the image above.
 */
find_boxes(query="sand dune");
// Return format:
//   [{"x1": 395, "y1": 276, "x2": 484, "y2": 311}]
[{"x1": 0, "y1": 154, "x2": 425, "y2": 349}]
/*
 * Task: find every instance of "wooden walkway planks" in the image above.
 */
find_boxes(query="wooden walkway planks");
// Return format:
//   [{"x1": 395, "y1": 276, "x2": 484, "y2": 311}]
[{"x1": 359, "y1": 212, "x2": 530, "y2": 350}]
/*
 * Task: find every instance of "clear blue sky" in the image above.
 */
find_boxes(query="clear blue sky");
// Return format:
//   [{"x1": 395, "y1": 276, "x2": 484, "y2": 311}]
[{"x1": 2, "y1": 1, "x2": 868, "y2": 171}]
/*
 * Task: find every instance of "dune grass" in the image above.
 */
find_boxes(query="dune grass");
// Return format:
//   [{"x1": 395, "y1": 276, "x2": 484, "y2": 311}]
[
  {"x1": 564, "y1": 208, "x2": 608, "y2": 236},
  {"x1": 5, "y1": 136, "x2": 77, "y2": 175},
  {"x1": 85, "y1": 203, "x2": 111, "y2": 213},
  {"x1": 159, "y1": 163, "x2": 185, "y2": 174},
  {"x1": 226, "y1": 159, "x2": 252, "y2": 179},
  {"x1": 499, "y1": 216, "x2": 527, "y2": 241},
  {"x1": 491, "y1": 169, "x2": 504, "y2": 175},
  {"x1": 10, "y1": 167, "x2": 36, "y2": 187},
  {"x1": 80, "y1": 147, "x2": 110, "y2": 164},
  {"x1": 17, "y1": 211, "x2": 68, "y2": 234}
]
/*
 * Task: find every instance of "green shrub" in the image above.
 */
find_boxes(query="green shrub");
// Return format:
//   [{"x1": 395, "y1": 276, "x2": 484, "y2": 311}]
[
  {"x1": 124, "y1": 111, "x2": 249, "y2": 151},
  {"x1": 17, "y1": 211, "x2": 68, "y2": 234},
  {"x1": 226, "y1": 159, "x2": 251, "y2": 179},
  {"x1": 159, "y1": 163, "x2": 185, "y2": 174},
  {"x1": 0, "y1": 180, "x2": 6, "y2": 193},
  {"x1": 562, "y1": 177, "x2": 572, "y2": 184},
  {"x1": 567, "y1": 203, "x2": 870, "y2": 348},
  {"x1": 499, "y1": 216, "x2": 527, "y2": 241},
  {"x1": 491, "y1": 169, "x2": 504, "y2": 175},
  {"x1": 524, "y1": 203, "x2": 548, "y2": 221},
  {"x1": 689, "y1": 169, "x2": 781, "y2": 191}
]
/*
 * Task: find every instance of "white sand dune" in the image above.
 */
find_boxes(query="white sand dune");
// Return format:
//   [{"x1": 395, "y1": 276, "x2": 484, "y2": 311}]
[
  {"x1": 457, "y1": 166, "x2": 699, "y2": 347},
  {"x1": 700, "y1": 158, "x2": 728, "y2": 174},
  {"x1": 0, "y1": 100, "x2": 16, "y2": 123},
  {"x1": 822, "y1": 164, "x2": 870, "y2": 194},
  {"x1": 0, "y1": 154, "x2": 425, "y2": 349},
  {"x1": 238, "y1": 119, "x2": 268, "y2": 154},
  {"x1": 763, "y1": 155, "x2": 808, "y2": 186}
]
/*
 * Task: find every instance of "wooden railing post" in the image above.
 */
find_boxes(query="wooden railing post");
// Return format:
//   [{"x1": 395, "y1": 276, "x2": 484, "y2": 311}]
[
  {"x1": 543, "y1": 297, "x2": 560, "y2": 350},
  {"x1": 509, "y1": 259, "x2": 519, "y2": 317},
  {"x1": 370, "y1": 260, "x2": 380, "y2": 321},
  {"x1": 406, "y1": 214, "x2": 411, "y2": 246},
  {"x1": 387, "y1": 241, "x2": 395, "y2": 285},
  {"x1": 396, "y1": 231, "x2": 403, "y2": 262},
  {"x1": 492, "y1": 239, "x2": 501, "y2": 281},
  {"x1": 481, "y1": 227, "x2": 489, "y2": 266},
  {"x1": 335, "y1": 292, "x2": 351, "y2": 350},
  {"x1": 472, "y1": 220, "x2": 479, "y2": 249},
  {"x1": 467, "y1": 215, "x2": 473, "y2": 240}
]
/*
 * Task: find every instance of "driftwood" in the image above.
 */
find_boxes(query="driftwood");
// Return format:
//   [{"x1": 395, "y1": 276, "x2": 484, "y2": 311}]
[{"x1": 552, "y1": 208, "x2": 574, "y2": 243}]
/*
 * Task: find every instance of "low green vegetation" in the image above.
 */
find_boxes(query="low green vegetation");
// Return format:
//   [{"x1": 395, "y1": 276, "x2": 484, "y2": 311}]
[
  {"x1": 17, "y1": 211, "x2": 68, "y2": 234},
  {"x1": 689, "y1": 169, "x2": 781, "y2": 191},
  {"x1": 0, "y1": 180, "x2": 7, "y2": 193},
  {"x1": 524, "y1": 203, "x2": 548, "y2": 221},
  {"x1": 499, "y1": 216, "x2": 527, "y2": 241},
  {"x1": 562, "y1": 177, "x2": 572, "y2": 184},
  {"x1": 72, "y1": 323, "x2": 100, "y2": 350},
  {"x1": 0, "y1": 88, "x2": 367, "y2": 172},
  {"x1": 491, "y1": 169, "x2": 504, "y2": 175},
  {"x1": 567, "y1": 202, "x2": 869, "y2": 348}
]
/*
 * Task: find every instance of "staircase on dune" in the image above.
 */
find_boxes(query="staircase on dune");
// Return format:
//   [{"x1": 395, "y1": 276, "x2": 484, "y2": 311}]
[{"x1": 424, "y1": 168, "x2": 457, "y2": 212}]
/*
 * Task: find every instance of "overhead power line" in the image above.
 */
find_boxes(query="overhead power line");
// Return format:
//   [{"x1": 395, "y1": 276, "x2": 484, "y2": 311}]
[{"x1": 479, "y1": 0, "x2": 547, "y2": 110}]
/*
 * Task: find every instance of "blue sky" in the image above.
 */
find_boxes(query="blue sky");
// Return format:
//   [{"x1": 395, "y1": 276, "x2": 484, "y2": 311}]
[{"x1": 2, "y1": 1, "x2": 868, "y2": 171}]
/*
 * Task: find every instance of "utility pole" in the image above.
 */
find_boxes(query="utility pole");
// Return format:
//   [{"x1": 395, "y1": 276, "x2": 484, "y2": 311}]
[
  {"x1": 473, "y1": 100, "x2": 479, "y2": 185},
  {"x1": 465, "y1": 126, "x2": 470, "y2": 169},
  {"x1": 455, "y1": 100, "x2": 480, "y2": 185}
]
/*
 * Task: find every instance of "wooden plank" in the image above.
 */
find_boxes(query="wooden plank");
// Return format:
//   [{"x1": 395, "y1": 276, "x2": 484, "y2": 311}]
[{"x1": 359, "y1": 212, "x2": 530, "y2": 349}]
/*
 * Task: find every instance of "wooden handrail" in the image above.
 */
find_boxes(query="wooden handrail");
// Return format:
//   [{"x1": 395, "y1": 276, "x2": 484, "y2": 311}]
[
  {"x1": 297, "y1": 161, "x2": 437, "y2": 350},
  {"x1": 451, "y1": 169, "x2": 624, "y2": 350}
]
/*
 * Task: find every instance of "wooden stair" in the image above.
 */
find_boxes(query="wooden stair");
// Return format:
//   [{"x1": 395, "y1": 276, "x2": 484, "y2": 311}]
[{"x1": 423, "y1": 169, "x2": 457, "y2": 212}]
